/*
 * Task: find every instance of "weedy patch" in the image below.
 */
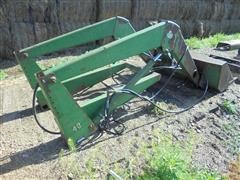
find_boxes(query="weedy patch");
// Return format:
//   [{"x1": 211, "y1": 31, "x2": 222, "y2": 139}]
[
  {"x1": 112, "y1": 131, "x2": 223, "y2": 180},
  {"x1": 151, "y1": 101, "x2": 177, "y2": 116},
  {"x1": 220, "y1": 100, "x2": 237, "y2": 115},
  {"x1": 58, "y1": 146, "x2": 110, "y2": 179},
  {"x1": 0, "y1": 70, "x2": 8, "y2": 80},
  {"x1": 186, "y1": 33, "x2": 240, "y2": 49},
  {"x1": 57, "y1": 130, "x2": 224, "y2": 179},
  {"x1": 222, "y1": 121, "x2": 240, "y2": 155}
]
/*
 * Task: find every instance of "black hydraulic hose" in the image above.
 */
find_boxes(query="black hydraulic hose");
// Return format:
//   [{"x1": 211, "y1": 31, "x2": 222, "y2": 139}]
[
  {"x1": 99, "y1": 89, "x2": 126, "y2": 135},
  {"x1": 99, "y1": 77, "x2": 208, "y2": 136},
  {"x1": 32, "y1": 83, "x2": 61, "y2": 135},
  {"x1": 150, "y1": 47, "x2": 188, "y2": 100},
  {"x1": 119, "y1": 76, "x2": 208, "y2": 114},
  {"x1": 99, "y1": 46, "x2": 208, "y2": 136}
]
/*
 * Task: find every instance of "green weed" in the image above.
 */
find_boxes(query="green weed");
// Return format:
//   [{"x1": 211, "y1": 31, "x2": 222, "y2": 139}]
[
  {"x1": 57, "y1": 131, "x2": 224, "y2": 179},
  {"x1": 221, "y1": 100, "x2": 237, "y2": 115},
  {"x1": 0, "y1": 70, "x2": 8, "y2": 80},
  {"x1": 136, "y1": 133, "x2": 223, "y2": 180},
  {"x1": 111, "y1": 131, "x2": 223, "y2": 180},
  {"x1": 59, "y1": 130, "x2": 223, "y2": 180},
  {"x1": 151, "y1": 101, "x2": 177, "y2": 116},
  {"x1": 58, "y1": 147, "x2": 109, "y2": 179}
]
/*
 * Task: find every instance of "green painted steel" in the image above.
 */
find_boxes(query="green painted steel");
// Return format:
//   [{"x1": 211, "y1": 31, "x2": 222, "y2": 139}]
[
  {"x1": 36, "y1": 71, "x2": 160, "y2": 144},
  {"x1": 44, "y1": 21, "x2": 199, "y2": 85},
  {"x1": 36, "y1": 61, "x2": 128, "y2": 106},
  {"x1": 102, "y1": 59, "x2": 156, "y2": 118},
  {"x1": 13, "y1": 54, "x2": 41, "y2": 89},
  {"x1": 61, "y1": 61, "x2": 127, "y2": 94},
  {"x1": 21, "y1": 17, "x2": 115, "y2": 58},
  {"x1": 36, "y1": 72, "x2": 96, "y2": 143},
  {"x1": 83, "y1": 73, "x2": 161, "y2": 121},
  {"x1": 15, "y1": 17, "x2": 136, "y2": 89},
  {"x1": 15, "y1": 17, "x2": 203, "y2": 146},
  {"x1": 92, "y1": 73, "x2": 161, "y2": 124}
]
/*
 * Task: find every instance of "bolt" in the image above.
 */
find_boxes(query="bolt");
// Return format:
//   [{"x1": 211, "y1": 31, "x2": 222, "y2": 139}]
[
  {"x1": 23, "y1": 52, "x2": 29, "y2": 57},
  {"x1": 167, "y1": 31, "x2": 173, "y2": 39},
  {"x1": 77, "y1": 137, "x2": 86, "y2": 145},
  {"x1": 49, "y1": 75, "x2": 57, "y2": 83},
  {"x1": 36, "y1": 72, "x2": 44, "y2": 78},
  {"x1": 89, "y1": 123, "x2": 96, "y2": 131}
]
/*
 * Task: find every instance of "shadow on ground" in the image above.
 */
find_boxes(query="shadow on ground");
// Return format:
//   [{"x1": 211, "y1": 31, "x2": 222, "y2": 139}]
[
  {"x1": 0, "y1": 102, "x2": 173, "y2": 176},
  {"x1": 0, "y1": 137, "x2": 65, "y2": 175},
  {"x1": 0, "y1": 106, "x2": 44, "y2": 124}
]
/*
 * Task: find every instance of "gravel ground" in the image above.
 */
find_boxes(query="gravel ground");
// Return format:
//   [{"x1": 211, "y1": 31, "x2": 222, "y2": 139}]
[{"x1": 0, "y1": 50, "x2": 239, "y2": 179}]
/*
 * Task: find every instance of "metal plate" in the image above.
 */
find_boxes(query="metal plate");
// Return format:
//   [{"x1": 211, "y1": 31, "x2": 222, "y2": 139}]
[
  {"x1": 191, "y1": 52, "x2": 234, "y2": 92},
  {"x1": 216, "y1": 40, "x2": 240, "y2": 51}
]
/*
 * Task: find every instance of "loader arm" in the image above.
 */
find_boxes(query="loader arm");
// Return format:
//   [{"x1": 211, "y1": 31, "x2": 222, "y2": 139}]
[
  {"x1": 14, "y1": 16, "x2": 136, "y2": 89},
  {"x1": 15, "y1": 17, "x2": 200, "y2": 146},
  {"x1": 43, "y1": 20, "x2": 199, "y2": 85}
]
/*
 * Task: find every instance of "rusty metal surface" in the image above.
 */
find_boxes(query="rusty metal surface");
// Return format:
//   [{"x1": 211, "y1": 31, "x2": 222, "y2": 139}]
[
  {"x1": 209, "y1": 49, "x2": 240, "y2": 77},
  {"x1": 216, "y1": 40, "x2": 240, "y2": 51},
  {"x1": 191, "y1": 52, "x2": 234, "y2": 92},
  {"x1": 210, "y1": 54, "x2": 240, "y2": 67}
]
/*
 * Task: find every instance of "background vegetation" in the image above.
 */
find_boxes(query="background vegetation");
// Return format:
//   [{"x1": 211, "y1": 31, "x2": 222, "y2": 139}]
[{"x1": 186, "y1": 33, "x2": 240, "y2": 49}]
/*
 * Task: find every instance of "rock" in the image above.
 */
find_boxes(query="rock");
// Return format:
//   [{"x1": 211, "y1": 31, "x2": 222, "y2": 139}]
[
  {"x1": 129, "y1": 147, "x2": 137, "y2": 155},
  {"x1": 67, "y1": 173, "x2": 74, "y2": 180},
  {"x1": 210, "y1": 131, "x2": 226, "y2": 141},
  {"x1": 193, "y1": 112, "x2": 206, "y2": 122},
  {"x1": 211, "y1": 143, "x2": 222, "y2": 155},
  {"x1": 179, "y1": 128, "x2": 186, "y2": 133},
  {"x1": 196, "y1": 128, "x2": 201, "y2": 133},
  {"x1": 147, "y1": 136, "x2": 152, "y2": 141},
  {"x1": 116, "y1": 137, "x2": 122, "y2": 144},
  {"x1": 190, "y1": 122, "x2": 195, "y2": 127},
  {"x1": 133, "y1": 143, "x2": 139, "y2": 149},
  {"x1": 196, "y1": 144, "x2": 203, "y2": 148},
  {"x1": 208, "y1": 115, "x2": 215, "y2": 120},
  {"x1": 209, "y1": 105, "x2": 219, "y2": 113},
  {"x1": 212, "y1": 119, "x2": 221, "y2": 128},
  {"x1": 165, "y1": 120, "x2": 175, "y2": 125},
  {"x1": 172, "y1": 133, "x2": 179, "y2": 140},
  {"x1": 146, "y1": 145, "x2": 152, "y2": 149},
  {"x1": 151, "y1": 125, "x2": 155, "y2": 130}
]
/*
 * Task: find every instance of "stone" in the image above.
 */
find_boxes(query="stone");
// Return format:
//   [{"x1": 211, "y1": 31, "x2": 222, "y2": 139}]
[
  {"x1": 133, "y1": 143, "x2": 139, "y2": 149},
  {"x1": 67, "y1": 173, "x2": 74, "y2": 180},
  {"x1": 193, "y1": 112, "x2": 206, "y2": 122},
  {"x1": 151, "y1": 125, "x2": 155, "y2": 130},
  {"x1": 211, "y1": 143, "x2": 222, "y2": 155},
  {"x1": 209, "y1": 105, "x2": 219, "y2": 113},
  {"x1": 196, "y1": 128, "x2": 201, "y2": 133},
  {"x1": 212, "y1": 119, "x2": 221, "y2": 128}
]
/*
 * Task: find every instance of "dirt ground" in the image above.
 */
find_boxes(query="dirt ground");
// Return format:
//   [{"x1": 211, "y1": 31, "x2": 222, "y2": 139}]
[{"x1": 0, "y1": 50, "x2": 240, "y2": 179}]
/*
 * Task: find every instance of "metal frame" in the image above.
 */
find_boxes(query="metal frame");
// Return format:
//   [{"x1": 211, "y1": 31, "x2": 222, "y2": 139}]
[{"x1": 15, "y1": 17, "x2": 200, "y2": 145}]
